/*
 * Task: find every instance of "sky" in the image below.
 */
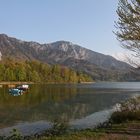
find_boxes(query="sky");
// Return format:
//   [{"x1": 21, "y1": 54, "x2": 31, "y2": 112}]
[{"x1": 0, "y1": 0, "x2": 125, "y2": 55}]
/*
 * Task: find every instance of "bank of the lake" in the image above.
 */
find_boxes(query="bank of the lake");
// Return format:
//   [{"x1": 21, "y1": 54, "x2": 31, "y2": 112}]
[
  {"x1": 1, "y1": 94, "x2": 140, "y2": 140},
  {"x1": 32, "y1": 95, "x2": 140, "y2": 140},
  {"x1": 39, "y1": 122, "x2": 140, "y2": 140},
  {"x1": 0, "y1": 81, "x2": 95, "y2": 86},
  {"x1": 1, "y1": 120, "x2": 140, "y2": 140},
  {"x1": 0, "y1": 81, "x2": 34, "y2": 85},
  {"x1": 34, "y1": 121, "x2": 140, "y2": 140},
  {"x1": 0, "y1": 82, "x2": 140, "y2": 139}
]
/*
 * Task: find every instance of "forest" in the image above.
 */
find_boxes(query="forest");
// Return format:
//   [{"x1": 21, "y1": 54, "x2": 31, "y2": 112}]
[{"x1": 0, "y1": 58, "x2": 92, "y2": 83}]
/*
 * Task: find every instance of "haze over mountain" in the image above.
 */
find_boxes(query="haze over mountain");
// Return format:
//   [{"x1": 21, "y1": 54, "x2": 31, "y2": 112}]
[{"x1": 0, "y1": 34, "x2": 138, "y2": 81}]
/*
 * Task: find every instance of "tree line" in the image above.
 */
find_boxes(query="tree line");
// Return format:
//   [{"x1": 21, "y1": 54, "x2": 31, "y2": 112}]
[{"x1": 0, "y1": 58, "x2": 92, "y2": 83}]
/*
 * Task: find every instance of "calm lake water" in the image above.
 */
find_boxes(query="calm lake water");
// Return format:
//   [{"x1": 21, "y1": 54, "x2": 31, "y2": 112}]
[{"x1": 0, "y1": 82, "x2": 140, "y2": 135}]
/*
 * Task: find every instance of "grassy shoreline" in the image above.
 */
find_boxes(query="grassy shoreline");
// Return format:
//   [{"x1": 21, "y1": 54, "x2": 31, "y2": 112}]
[{"x1": 1, "y1": 121, "x2": 139, "y2": 140}]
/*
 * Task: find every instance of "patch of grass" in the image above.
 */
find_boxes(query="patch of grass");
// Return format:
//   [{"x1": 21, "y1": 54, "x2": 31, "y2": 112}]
[
  {"x1": 0, "y1": 129, "x2": 24, "y2": 140},
  {"x1": 40, "y1": 131, "x2": 105, "y2": 140},
  {"x1": 42, "y1": 121, "x2": 69, "y2": 137},
  {"x1": 110, "y1": 111, "x2": 140, "y2": 123}
]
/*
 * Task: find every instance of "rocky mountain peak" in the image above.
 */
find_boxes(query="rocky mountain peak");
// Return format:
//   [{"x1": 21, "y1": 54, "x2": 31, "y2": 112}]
[
  {"x1": 46, "y1": 41, "x2": 87, "y2": 60},
  {"x1": 48, "y1": 41, "x2": 74, "y2": 51},
  {"x1": 0, "y1": 34, "x2": 10, "y2": 43},
  {"x1": 0, "y1": 33, "x2": 8, "y2": 38},
  {"x1": 0, "y1": 34, "x2": 135, "y2": 81},
  {"x1": 0, "y1": 34, "x2": 24, "y2": 45}
]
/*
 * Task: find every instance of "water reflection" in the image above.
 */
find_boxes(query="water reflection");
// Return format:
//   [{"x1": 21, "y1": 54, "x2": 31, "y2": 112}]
[{"x1": 0, "y1": 83, "x2": 140, "y2": 129}]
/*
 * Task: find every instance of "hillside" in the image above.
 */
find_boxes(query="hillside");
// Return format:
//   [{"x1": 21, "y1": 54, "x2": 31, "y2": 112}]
[{"x1": 0, "y1": 34, "x2": 136, "y2": 81}]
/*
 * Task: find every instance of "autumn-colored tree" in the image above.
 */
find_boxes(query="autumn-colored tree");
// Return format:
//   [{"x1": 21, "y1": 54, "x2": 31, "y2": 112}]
[{"x1": 0, "y1": 59, "x2": 92, "y2": 83}]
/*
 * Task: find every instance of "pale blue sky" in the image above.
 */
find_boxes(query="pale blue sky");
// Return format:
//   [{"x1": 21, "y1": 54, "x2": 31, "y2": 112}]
[{"x1": 0, "y1": 0, "x2": 123, "y2": 55}]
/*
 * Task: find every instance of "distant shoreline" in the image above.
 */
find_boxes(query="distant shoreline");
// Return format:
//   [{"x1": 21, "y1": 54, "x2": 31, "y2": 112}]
[
  {"x1": 0, "y1": 81, "x2": 95, "y2": 85},
  {"x1": 0, "y1": 82, "x2": 34, "y2": 85},
  {"x1": 80, "y1": 82, "x2": 95, "y2": 84}
]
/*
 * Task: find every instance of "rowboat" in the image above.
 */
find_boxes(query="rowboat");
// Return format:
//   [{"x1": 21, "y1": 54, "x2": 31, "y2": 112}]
[{"x1": 9, "y1": 88, "x2": 23, "y2": 96}]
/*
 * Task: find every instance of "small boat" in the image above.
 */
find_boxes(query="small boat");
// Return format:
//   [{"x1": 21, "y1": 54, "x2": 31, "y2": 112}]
[
  {"x1": 9, "y1": 88, "x2": 23, "y2": 96},
  {"x1": 9, "y1": 85, "x2": 29, "y2": 96},
  {"x1": 17, "y1": 84, "x2": 29, "y2": 91}
]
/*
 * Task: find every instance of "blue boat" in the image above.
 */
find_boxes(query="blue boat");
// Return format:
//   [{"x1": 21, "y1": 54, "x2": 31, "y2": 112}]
[{"x1": 9, "y1": 88, "x2": 23, "y2": 96}]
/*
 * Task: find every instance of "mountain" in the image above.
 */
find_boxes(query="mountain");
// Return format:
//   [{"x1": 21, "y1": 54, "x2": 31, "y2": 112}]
[{"x1": 0, "y1": 34, "x2": 136, "y2": 81}]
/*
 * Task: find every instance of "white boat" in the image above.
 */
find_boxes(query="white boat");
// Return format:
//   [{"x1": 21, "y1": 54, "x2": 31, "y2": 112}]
[{"x1": 17, "y1": 85, "x2": 29, "y2": 91}]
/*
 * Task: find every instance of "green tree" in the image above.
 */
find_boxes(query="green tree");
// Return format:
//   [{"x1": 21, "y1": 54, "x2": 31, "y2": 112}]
[
  {"x1": 25, "y1": 63, "x2": 32, "y2": 81},
  {"x1": 62, "y1": 67, "x2": 70, "y2": 82},
  {"x1": 4, "y1": 68, "x2": 16, "y2": 81},
  {"x1": 69, "y1": 70, "x2": 78, "y2": 82},
  {"x1": 0, "y1": 64, "x2": 5, "y2": 81},
  {"x1": 52, "y1": 65, "x2": 61, "y2": 75},
  {"x1": 16, "y1": 66, "x2": 26, "y2": 81},
  {"x1": 30, "y1": 70, "x2": 41, "y2": 82},
  {"x1": 0, "y1": 58, "x2": 92, "y2": 83}
]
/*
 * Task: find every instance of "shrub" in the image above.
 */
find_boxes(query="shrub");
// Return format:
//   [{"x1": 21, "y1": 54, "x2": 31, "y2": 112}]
[
  {"x1": 110, "y1": 96, "x2": 140, "y2": 123},
  {"x1": 42, "y1": 121, "x2": 69, "y2": 137}
]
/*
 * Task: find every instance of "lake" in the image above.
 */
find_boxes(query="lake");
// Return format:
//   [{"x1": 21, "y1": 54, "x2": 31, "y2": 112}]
[{"x1": 0, "y1": 82, "x2": 140, "y2": 135}]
